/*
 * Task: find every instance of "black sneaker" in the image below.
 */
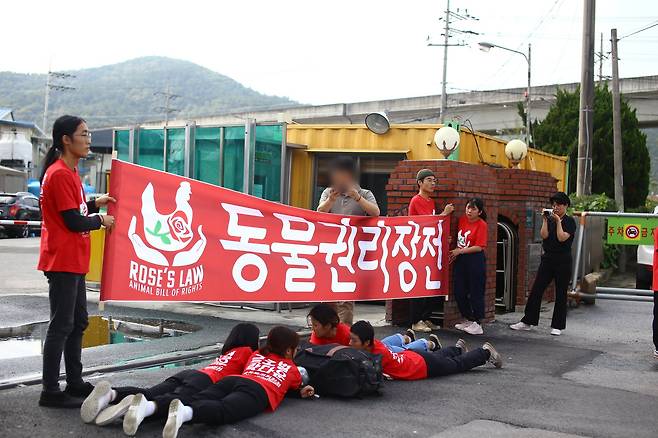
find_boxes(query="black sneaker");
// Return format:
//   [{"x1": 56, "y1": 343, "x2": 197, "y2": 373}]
[
  {"x1": 429, "y1": 334, "x2": 442, "y2": 351},
  {"x1": 404, "y1": 328, "x2": 416, "y2": 342},
  {"x1": 39, "y1": 390, "x2": 84, "y2": 408},
  {"x1": 64, "y1": 382, "x2": 94, "y2": 398}
]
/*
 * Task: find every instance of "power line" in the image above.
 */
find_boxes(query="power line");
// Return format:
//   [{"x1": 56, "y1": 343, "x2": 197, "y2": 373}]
[{"x1": 619, "y1": 20, "x2": 658, "y2": 40}]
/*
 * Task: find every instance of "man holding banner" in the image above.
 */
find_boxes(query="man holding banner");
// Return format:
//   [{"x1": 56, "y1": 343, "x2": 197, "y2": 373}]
[{"x1": 316, "y1": 156, "x2": 380, "y2": 325}]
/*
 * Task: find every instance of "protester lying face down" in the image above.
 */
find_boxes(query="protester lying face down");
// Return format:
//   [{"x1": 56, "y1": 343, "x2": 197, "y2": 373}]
[
  {"x1": 160, "y1": 326, "x2": 315, "y2": 438},
  {"x1": 510, "y1": 191, "x2": 576, "y2": 336},
  {"x1": 79, "y1": 323, "x2": 261, "y2": 430},
  {"x1": 349, "y1": 320, "x2": 502, "y2": 381},
  {"x1": 308, "y1": 303, "x2": 340, "y2": 338}
]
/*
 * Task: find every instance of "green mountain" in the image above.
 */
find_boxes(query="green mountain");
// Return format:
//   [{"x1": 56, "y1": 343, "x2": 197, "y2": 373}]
[{"x1": 0, "y1": 57, "x2": 296, "y2": 129}]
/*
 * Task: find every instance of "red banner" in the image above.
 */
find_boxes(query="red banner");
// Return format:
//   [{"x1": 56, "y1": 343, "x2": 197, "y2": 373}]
[{"x1": 100, "y1": 160, "x2": 450, "y2": 302}]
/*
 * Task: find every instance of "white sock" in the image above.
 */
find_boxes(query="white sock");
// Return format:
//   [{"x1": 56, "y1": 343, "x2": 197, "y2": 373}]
[
  {"x1": 144, "y1": 401, "x2": 157, "y2": 418},
  {"x1": 181, "y1": 405, "x2": 193, "y2": 423}
]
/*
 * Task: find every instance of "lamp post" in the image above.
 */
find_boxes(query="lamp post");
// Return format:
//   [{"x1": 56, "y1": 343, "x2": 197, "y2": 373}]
[{"x1": 479, "y1": 42, "x2": 532, "y2": 146}]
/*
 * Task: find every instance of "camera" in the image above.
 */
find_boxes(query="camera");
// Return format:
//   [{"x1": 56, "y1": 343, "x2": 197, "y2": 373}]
[{"x1": 542, "y1": 208, "x2": 553, "y2": 218}]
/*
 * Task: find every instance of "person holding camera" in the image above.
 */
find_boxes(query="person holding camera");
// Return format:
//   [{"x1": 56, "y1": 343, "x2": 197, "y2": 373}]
[
  {"x1": 317, "y1": 156, "x2": 380, "y2": 325},
  {"x1": 510, "y1": 192, "x2": 576, "y2": 336}
]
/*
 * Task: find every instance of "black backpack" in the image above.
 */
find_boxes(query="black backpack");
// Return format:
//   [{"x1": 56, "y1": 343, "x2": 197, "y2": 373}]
[{"x1": 294, "y1": 343, "x2": 383, "y2": 398}]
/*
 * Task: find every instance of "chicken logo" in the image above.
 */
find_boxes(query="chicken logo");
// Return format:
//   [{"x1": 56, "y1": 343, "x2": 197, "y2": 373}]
[
  {"x1": 457, "y1": 229, "x2": 471, "y2": 248},
  {"x1": 128, "y1": 182, "x2": 207, "y2": 267}
]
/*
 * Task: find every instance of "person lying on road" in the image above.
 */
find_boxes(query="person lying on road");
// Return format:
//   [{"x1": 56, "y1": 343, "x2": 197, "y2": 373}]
[
  {"x1": 80, "y1": 322, "x2": 259, "y2": 435},
  {"x1": 308, "y1": 304, "x2": 440, "y2": 353},
  {"x1": 349, "y1": 320, "x2": 502, "y2": 381},
  {"x1": 160, "y1": 326, "x2": 315, "y2": 438}
]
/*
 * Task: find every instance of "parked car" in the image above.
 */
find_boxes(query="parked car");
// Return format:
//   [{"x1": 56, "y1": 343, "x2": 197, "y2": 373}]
[
  {"x1": 636, "y1": 206, "x2": 658, "y2": 290},
  {"x1": 0, "y1": 192, "x2": 41, "y2": 238}
]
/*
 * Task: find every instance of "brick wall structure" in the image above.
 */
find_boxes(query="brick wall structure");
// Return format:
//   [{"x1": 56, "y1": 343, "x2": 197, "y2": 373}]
[{"x1": 385, "y1": 160, "x2": 558, "y2": 328}]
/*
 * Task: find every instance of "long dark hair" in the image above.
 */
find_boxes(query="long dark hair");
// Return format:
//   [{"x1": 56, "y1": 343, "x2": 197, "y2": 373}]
[
  {"x1": 221, "y1": 323, "x2": 260, "y2": 354},
  {"x1": 259, "y1": 326, "x2": 299, "y2": 357},
  {"x1": 466, "y1": 197, "x2": 487, "y2": 221},
  {"x1": 40, "y1": 115, "x2": 86, "y2": 184}
]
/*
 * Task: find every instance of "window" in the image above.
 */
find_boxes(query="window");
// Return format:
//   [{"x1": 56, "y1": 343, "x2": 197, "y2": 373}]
[
  {"x1": 253, "y1": 125, "x2": 282, "y2": 201},
  {"x1": 166, "y1": 128, "x2": 186, "y2": 176},
  {"x1": 114, "y1": 130, "x2": 130, "y2": 161},
  {"x1": 137, "y1": 129, "x2": 165, "y2": 170},
  {"x1": 194, "y1": 127, "x2": 221, "y2": 185},
  {"x1": 223, "y1": 126, "x2": 245, "y2": 192}
]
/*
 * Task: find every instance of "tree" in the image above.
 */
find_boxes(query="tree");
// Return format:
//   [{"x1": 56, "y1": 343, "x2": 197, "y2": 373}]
[{"x1": 529, "y1": 85, "x2": 649, "y2": 208}]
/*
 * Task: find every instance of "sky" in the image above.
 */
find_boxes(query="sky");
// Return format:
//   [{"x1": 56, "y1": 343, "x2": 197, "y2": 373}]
[{"x1": 3, "y1": 0, "x2": 657, "y2": 105}]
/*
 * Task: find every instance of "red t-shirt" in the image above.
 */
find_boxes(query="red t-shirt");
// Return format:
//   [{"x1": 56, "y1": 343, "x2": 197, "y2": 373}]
[
  {"x1": 371, "y1": 339, "x2": 427, "y2": 380},
  {"x1": 653, "y1": 230, "x2": 658, "y2": 292},
  {"x1": 456, "y1": 216, "x2": 488, "y2": 249},
  {"x1": 240, "y1": 351, "x2": 302, "y2": 411},
  {"x1": 408, "y1": 194, "x2": 435, "y2": 216},
  {"x1": 309, "y1": 323, "x2": 351, "y2": 346},
  {"x1": 38, "y1": 159, "x2": 92, "y2": 274},
  {"x1": 198, "y1": 346, "x2": 253, "y2": 383}
]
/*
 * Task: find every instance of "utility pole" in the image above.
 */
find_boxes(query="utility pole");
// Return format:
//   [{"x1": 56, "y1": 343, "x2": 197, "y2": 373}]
[
  {"x1": 154, "y1": 85, "x2": 181, "y2": 126},
  {"x1": 42, "y1": 71, "x2": 76, "y2": 132},
  {"x1": 427, "y1": 1, "x2": 479, "y2": 123},
  {"x1": 598, "y1": 32, "x2": 603, "y2": 82},
  {"x1": 576, "y1": 0, "x2": 596, "y2": 196},
  {"x1": 610, "y1": 28, "x2": 626, "y2": 272},
  {"x1": 610, "y1": 28, "x2": 624, "y2": 213}
]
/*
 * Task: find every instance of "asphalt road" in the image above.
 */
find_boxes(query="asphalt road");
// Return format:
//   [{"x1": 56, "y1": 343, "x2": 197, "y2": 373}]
[{"x1": 1, "y1": 238, "x2": 657, "y2": 437}]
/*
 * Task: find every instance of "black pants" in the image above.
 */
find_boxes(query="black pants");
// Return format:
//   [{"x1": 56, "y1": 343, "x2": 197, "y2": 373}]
[
  {"x1": 653, "y1": 293, "x2": 658, "y2": 351},
  {"x1": 408, "y1": 297, "x2": 439, "y2": 326},
  {"x1": 42, "y1": 272, "x2": 89, "y2": 392},
  {"x1": 114, "y1": 370, "x2": 213, "y2": 418},
  {"x1": 418, "y1": 346, "x2": 489, "y2": 377},
  {"x1": 453, "y1": 252, "x2": 486, "y2": 323},
  {"x1": 522, "y1": 254, "x2": 572, "y2": 330},
  {"x1": 187, "y1": 376, "x2": 269, "y2": 425}
]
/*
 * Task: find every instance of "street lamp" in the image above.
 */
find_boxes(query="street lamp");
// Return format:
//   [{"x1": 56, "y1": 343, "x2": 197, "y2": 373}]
[{"x1": 478, "y1": 41, "x2": 532, "y2": 146}]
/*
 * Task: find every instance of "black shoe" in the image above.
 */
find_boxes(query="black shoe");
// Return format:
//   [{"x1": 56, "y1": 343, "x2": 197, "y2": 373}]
[
  {"x1": 405, "y1": 328, "x2": 416, "y2": 342},
  {"x1": 429, "y1": 334, "x2": 442, "y2": 351},
  {"x1": 64, "y1": 381, "x2": 94, "y2": 398},
  {"x1": 39, "y1": 390, "x2": 84, "y2": 408}
]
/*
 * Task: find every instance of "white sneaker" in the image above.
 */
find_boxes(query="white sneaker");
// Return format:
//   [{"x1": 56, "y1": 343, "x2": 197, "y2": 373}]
[
  {"x1": 455, "y1": 321, "x2": 472, "y2": 331},
  {"x1": 482, "y1": 342, "x2": 503, "y2": 368},
  {"x1": 81, "y1": 380, "x2": 112, "y2": 423},
  {"x1": 550, "y1": 328, "x2": 561, "y2": 336},
  {"x1": 95, "y1": 395, "x2": 135, "y2": 426},
  {"x1": 162, "y1": 399, "x2": 186, "y2": 438},
  {"x1": 510, "y1": 321, "x2": 532, "y2": 331},
  {"x1": 654, "y1": 350, "x2": 658, "y2": 359},
  {"x1": 411, "y1": 320, "x2": 432, "y2": 333},
  {"x1": 464, "y1": 322, "x2": 484, "y2": 335},
  {"x1": 123, "y1": 393, "x2": 148, "y2": 436}
]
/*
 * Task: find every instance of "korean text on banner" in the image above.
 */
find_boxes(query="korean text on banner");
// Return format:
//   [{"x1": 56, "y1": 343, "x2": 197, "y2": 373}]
[
  {"x1": 606, "y1": 217, "x2": 658, "y2": 245},
  {"x1": 100, "y1": 160, "x2": 450, "y2": 302}
]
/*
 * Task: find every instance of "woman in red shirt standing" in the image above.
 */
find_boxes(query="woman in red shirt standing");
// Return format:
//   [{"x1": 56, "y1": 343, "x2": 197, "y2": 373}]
[
  {"x1": 38, "y1": 115, "x2": 116, "y2": 408},
  {"x1": 450, "y1": 198, "x2": 488, "y2": 335},
  {"x1": 161, "y1": 326, "x2": 315, "y2": 438},
  {"x1": 80, "y1": 323, "x2": 260, "y2": 433}
]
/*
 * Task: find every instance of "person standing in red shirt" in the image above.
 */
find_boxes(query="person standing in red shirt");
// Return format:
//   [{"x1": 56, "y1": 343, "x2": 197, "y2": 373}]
[
  {"x1": 160, "y1": 326, "x2": 315, "y2": 438},
  {"x1": 80, "y1": 323, "x2": 260, "y2": 433},
  {"x1": 407, "y1": 169, "x2": 454, "y2": 333},
  {"x1": 653, "y1": 227, "x2": 658, "y2": 359},
  {"x1": 349, "y1": 321, "x2": 501, "y2": 381},
  {"x1": 308, "y1": 303, "x2": 352, "y2": 346},
  {"x1": 38, "y1": 116, "x2": 116, "y2": 408},
  {"x1": 450, "y1": 198, "x2": 488, "y2": 335}
]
